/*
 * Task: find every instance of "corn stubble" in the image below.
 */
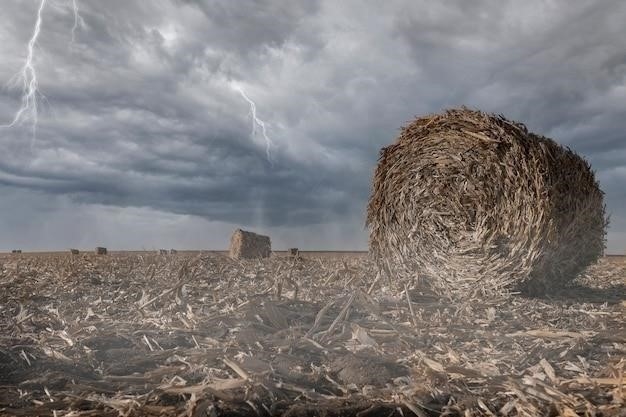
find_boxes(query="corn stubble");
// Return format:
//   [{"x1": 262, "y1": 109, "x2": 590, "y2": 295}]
[{"x1": 0, "y1": 252, "x2": 623, "y2": 416}]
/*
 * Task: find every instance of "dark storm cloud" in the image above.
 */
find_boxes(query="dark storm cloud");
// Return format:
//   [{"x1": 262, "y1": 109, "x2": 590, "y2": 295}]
[
  {"x1": 178, "y1": 0, "x2": 322, "y2": 55},
  {"x1": 0, "y1": 0, "x2": 625, "y2": 251}
]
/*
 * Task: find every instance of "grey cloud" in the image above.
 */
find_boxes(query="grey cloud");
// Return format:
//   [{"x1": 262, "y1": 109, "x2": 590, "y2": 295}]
[
  {"x1": 178, "y1": 0, "x2": 321, "y2": 55},
  {"x1": 0, "y1": 0, "x2": 625, "y2": 251}
]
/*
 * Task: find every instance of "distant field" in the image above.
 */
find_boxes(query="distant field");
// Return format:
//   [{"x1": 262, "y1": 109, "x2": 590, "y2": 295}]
[
  {"x1": 0, "y1": 250, "x2": 370, "y2": 259},
  {"x1": 1, "y1": 250, "x2": 622, "y2": 261},
  {"x1": 603, "y1": 254, "x2": 626, "y2": 263}
]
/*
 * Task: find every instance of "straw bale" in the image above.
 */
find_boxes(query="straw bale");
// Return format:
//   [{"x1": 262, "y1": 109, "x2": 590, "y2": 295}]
[
  {"x1": 95, "y1": 247, "x2": 108, "y2": 255},
  {"x1": 366, "y1": 108, "x2": 607, "y2": 295},
  {"x1": 229, "y1": 229, "x2": 271, "y2": 259}
]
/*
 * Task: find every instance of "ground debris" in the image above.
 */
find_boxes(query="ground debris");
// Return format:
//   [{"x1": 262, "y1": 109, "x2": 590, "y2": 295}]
[{"x1": 0, "y1": 252, "x2": 624, "y2": 416}]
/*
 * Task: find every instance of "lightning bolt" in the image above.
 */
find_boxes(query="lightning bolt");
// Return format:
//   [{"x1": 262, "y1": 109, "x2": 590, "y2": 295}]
[
  {"x1": 231, "y1": 84, "x2": 274, "y2": 164},
  {"x1": 70, "y1": 0, "x2": 84, "y2": 44},
  {"x1": 1, "y1": 0, "x2": 47, "y2": 142}
]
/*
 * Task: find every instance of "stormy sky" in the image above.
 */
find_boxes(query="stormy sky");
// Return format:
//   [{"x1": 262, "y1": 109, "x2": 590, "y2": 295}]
[{"x1": 0, "y1": 0, "x2": 625, "y2": 252}]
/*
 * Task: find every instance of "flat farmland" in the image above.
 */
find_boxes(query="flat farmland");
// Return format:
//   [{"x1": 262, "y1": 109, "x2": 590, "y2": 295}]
[
  {"x1": 0, "y1": 252, "x2": 624, "y2": 416},
  {"x1": 0, "y1": 250, "x2": 370, "y2": 259}
]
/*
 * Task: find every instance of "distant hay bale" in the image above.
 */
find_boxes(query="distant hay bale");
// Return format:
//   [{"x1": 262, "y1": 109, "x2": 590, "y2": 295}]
[
  {"x1": 95, "y1": 247, "x2": 108, "y2": 255},
  {"x1": 70, "y1": 249, "x2": 79, "y2": 255},
  {"x1": 229, "y1": 229, "x2": 271, "y2": 259},
  {"x1": 367, "y1": 108, "x2": 607, "y2": 295}
]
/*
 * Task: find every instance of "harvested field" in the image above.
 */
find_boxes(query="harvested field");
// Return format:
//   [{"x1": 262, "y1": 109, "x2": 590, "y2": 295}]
[{"x1": 0, "y1": 253, "x2": 624, "y2": 416}]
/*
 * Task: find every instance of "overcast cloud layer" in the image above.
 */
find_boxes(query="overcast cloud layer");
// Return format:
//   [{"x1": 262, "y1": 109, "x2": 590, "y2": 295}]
[{"x1": 0, "y1": 0, "x2": 625, "y2": 252}]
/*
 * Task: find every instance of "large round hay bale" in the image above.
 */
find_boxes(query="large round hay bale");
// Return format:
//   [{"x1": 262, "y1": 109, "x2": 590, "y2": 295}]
[{"x1": 366, "y1": 108, "x2": 607, "y2": 295}]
